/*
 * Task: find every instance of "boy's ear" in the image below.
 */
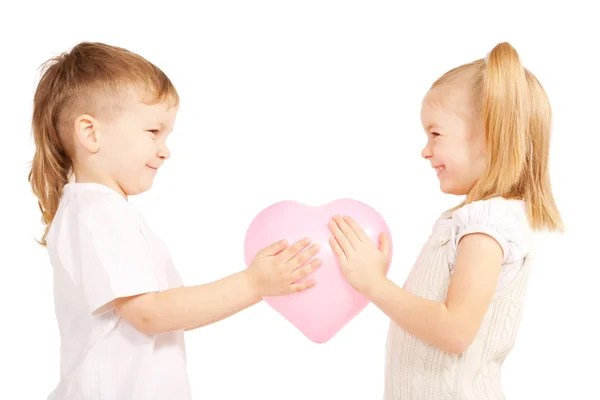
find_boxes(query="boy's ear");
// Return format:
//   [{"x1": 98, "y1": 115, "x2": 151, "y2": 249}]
[{"x1": 73, "y1": 114, "x2": 100, "y2": 153}]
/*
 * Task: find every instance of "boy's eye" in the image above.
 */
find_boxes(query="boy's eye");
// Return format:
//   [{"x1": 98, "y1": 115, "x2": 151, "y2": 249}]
[
  {"x1": 431, "y1": 132, "x2": 440, "y2": 137},
  {"x1": 147, "y1": 130, "x2": 159, "y2": 135}
]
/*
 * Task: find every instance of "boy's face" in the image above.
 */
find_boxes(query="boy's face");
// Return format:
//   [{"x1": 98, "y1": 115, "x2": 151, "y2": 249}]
[{"x1": 73, "y1": 95, "x2": 178, "y2": 197}]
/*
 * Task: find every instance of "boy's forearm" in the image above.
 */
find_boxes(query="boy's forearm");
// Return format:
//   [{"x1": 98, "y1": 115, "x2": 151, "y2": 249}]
[
  {"x1": 145, "y1": 270, "x2": 262, "y2": 333},
  {"x1": 368, "y1": 278, "x2": 465, "y2": 354}
]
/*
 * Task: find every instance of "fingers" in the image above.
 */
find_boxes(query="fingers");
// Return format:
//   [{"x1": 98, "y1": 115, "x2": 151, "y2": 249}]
[
  {"x1": 328, "y1": 218, "x2": 353, "y2": 254},
  {"x1": 253, "y1": 237, "x2": 322, "y2": 296},
  {"x1": 277, "y1": 237, "x2": 312, "y2": 263},
  {"x1": 288, "y1": 278, "x2": 317, "y2": 293},
  {"x1": 342, "y1": 215, "x2": 370, "y2": 242},
  {"x1": 283, "y1": 259, "x2": 321, "y2": 294},
  {"x1": 332, "y1": 215, "x2": 360, "y2": 245},
  {"x1": 258, "y1": 239, "x2": 288, "y2": 257},
  {"x1": 289, "y1": 258, "x2": 321, "y2": 282},
  {"x1": 329, "y1": 236, "x2": 346, "y2": 263},
  {"x1": 286, "y1": 243, "x2": 321, "y2": 268}
]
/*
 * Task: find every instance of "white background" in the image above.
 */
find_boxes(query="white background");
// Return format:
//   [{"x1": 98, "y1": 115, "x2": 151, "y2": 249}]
[{"x1": 2, "y1": 1, "x2": 599, "y2": 399}]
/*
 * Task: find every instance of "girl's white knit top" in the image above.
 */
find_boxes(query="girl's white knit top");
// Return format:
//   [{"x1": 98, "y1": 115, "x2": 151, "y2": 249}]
[{"x1": 383, "y1": 197, "x2": 534, "y2": 400}]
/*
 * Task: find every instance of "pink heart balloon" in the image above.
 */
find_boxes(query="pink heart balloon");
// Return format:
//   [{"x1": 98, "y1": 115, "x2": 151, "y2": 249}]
[{"x1": 243, "y1": 199, "x2": 393, "y2": 343}]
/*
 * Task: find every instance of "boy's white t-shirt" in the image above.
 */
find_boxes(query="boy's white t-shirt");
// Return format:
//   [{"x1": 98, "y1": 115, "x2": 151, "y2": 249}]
[{"x1": 45, "y1": 183, "x2": 191, "y2": 400}]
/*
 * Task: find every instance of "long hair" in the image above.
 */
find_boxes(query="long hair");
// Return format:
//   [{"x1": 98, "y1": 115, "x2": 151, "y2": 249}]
[
  {"x1": 29, "y1": 41, "x2": 179, "y2": 245},
  {"x1": 432, "y1": 42, "x2": 563, "y2": 232}
]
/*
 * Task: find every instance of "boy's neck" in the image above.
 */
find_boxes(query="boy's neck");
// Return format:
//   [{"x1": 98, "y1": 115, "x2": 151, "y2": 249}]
[{"x1": 72, "y1": 164, "x2": 128, "y2": 200}]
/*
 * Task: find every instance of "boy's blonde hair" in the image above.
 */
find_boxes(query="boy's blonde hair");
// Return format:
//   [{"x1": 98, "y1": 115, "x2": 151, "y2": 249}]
[
  {"x1": 433, "y1": 42, "x2": 563, "y2": 232},
  {"x1": 28, "y1": 42, "x2": 179, "y2": 245}
]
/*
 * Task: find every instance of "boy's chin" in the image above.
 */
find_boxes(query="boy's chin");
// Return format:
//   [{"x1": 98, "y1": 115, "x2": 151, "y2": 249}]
[{"x1": 122, "y1": 180, "x2": 154, "y2": 196}]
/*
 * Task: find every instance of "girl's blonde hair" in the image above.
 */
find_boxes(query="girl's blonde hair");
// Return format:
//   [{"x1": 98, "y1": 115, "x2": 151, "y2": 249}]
[
  {"x1": 28, "y1": 41, "x2": 179, "y2": 245},
  {"x1": 433, "y1": 42, "x2": 563, "y2": 232}
]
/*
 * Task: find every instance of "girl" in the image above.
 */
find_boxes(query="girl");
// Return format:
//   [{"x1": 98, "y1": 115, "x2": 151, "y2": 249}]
[
  {"x1": 328, "y1": 42, "x2": 563, "y2": 399},
  {"x1": 29, "y1": 41, "x2": 322, "y2": 400}
]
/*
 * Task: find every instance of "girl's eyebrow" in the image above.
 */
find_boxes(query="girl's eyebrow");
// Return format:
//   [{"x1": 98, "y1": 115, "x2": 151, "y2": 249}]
[{"x1": 425, "y1": 123, "x2": 442, "y2": 131}]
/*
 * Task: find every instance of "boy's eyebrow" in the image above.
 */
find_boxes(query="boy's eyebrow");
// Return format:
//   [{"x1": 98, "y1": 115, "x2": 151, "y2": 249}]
[
  {"x1": 146, "y1": 120, "x2": 164, "y2": 129},
  {"x1": 155, "y1": 121, "x2": 176, "y2": 133}
]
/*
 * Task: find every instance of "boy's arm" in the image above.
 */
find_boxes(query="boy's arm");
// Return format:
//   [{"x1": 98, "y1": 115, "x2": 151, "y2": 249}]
[
  {"x1": 113, "y1": 270, "x2": 261, "y2": 334},
  {"x1": 113, "y1": 238, "x2": 321, "y2": 334}
]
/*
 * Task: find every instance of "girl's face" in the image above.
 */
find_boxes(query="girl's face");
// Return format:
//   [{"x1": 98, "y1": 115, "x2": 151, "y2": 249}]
[{"x1": 420, "y1": 83, "x2": 486, "y2": 196}]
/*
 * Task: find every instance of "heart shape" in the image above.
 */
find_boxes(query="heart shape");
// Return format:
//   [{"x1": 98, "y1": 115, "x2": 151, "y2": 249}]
[{"x1": 243, "y1": 199, "x2": 393, "y2": 343}]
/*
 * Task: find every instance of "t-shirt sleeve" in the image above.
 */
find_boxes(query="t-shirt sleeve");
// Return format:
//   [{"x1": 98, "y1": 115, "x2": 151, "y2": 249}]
[
  {"x1": 75, "y1": 194, "x2": 159, "y2": 316},
  {"x1": 448, "y1": 198, "x2": 528, "y2": 266}
]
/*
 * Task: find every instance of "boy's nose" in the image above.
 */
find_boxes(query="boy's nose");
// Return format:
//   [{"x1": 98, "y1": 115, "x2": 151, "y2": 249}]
[{"x1": 158, "y1": 146, "x2": 171, "y2": 160}]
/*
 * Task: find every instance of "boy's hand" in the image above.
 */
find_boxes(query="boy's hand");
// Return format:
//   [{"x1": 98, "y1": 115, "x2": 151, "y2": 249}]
[{"x1": 246, "y1": 238, "x2": 322, "y2": 297}]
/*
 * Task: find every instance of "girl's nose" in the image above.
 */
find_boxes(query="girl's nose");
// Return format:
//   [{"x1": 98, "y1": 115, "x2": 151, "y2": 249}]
[{"x1": 421, "y1": 144, "x2": 433, "y2": 159}]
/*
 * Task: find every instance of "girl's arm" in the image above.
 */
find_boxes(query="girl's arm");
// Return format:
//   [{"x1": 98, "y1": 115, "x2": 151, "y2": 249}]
[
  {"x1": 113, "y1": 238, "x2": 322, "y2": 334},
  {"x1": 368, "y1": 232, "x2": 503, "y2": 354},
  {"x1": 328, "y1": 215, "x2": 503, "y2": 355}
]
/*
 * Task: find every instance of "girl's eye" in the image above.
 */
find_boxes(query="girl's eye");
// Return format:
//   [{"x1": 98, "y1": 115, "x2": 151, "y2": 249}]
[
  {"x1": 431, "y1": 132, "x2": 440, "y2": 137},
  {"x1": 148, "y1": 130, "x2": 159, "y2": 135}
]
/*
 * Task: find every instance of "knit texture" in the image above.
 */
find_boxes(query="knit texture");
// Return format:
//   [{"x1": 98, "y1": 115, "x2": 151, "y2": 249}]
[{"x1": 383, "y1": 211, "x2": 534, "y2": 400}]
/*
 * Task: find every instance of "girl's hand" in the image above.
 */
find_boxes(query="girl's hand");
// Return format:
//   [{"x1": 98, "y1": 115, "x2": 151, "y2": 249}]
[{"x1": 328, "y1": 215, "x2": 391, "y2": 296}]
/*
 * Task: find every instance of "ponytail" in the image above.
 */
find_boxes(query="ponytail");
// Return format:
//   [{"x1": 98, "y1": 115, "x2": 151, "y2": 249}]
[
  {"x1": 522, "y1": 68, "x2": 564, "y2": 231},
  {"x1": 468, "y1": 42, "x2": 529, "y2": 200},
  {"x1": 470, "y1": 42, "x2": 563, "y2": 232}
]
